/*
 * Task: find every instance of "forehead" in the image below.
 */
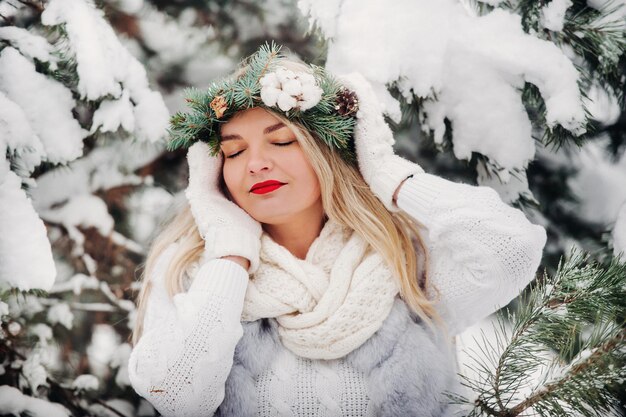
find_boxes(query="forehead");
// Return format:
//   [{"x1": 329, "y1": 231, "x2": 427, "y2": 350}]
[{"x1": 220, "y1": 107, "x2": 285, "y2": 137}]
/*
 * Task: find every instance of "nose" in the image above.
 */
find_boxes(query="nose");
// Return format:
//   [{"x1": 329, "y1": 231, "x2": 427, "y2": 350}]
[{"x1": 246, "y1": 145, "x2": 272, "y2": 174}]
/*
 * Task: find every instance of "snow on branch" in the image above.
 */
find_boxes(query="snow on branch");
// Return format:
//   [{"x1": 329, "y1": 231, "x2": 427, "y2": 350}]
[
  {"x1": 299, "y1": 0, "x2": 588, "y2": 193},
  {"x1": 0, "y1": 26, "x2": 58, "y2": 68},
  {"x1": 0, "y1": 167, "x2": 56, "y2": 291},
  {"x1": 0, "y1": 385, "x2": 71, "y2": 417},
  {"x1": 0, "y1": 47, "x2": 86, "y2": 164},
  {"x1": 41, "y1": 0, "x2": 169, "y2": 143}
]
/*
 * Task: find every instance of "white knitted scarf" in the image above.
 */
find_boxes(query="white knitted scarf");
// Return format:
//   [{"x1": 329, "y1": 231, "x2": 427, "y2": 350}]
[{"x1": 241, "y1": 218, "x2": 400, "y2": 360}]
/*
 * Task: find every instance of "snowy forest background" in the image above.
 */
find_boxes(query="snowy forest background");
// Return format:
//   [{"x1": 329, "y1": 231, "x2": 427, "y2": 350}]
[{"x1": 0, "y1": 0, "x2": 625, "y2": 416}]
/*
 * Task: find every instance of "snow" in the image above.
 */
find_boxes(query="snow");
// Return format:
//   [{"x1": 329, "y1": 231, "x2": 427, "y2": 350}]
[
  {"x1": 51, "y1": 273, "x2": 100, "y2": 295},
  {"x1": 87, "y1": 324, "x2": 121, "y2": 378},
  {"x1": 583, "y1": 82, "x2": 622, "y2": 126},
  {"x1": 300, "y1": 0, "x2": 587, "y2": 193},
  {"x1": 587, "y1": 0, "x2": 626, "y2": 30},
  {"x1": 0, "y1": 47, "x2": 86, "y2": 164},
  {"x1": 105, "y1": 0, "x2": 144, "y2": 15},
  {"x1": 8, "y1": 321, "x2": 22, "y2": 336},
  {"x1": 0, "y1": 27, "x2": 58, "y2": 68},
  {"x1": 72, "y1": 374, "x2": 100, "y2": 391},
  {"x1": 126, "y1": 187, "x2": 174, "y2": 244},
  {"x1": 0, "y1": 385, "x2": 71, "y2": 417},
  {"x1": 6, "y1": 294, "x2": 45, "y2": 319},
  {"x1": 39, "y1": 194, "x2": 115, "y2": 237},
  {"x1": 540, "y1": 0, "x2": 573, "y2": 32},
  {"x1": 182, "y1": 47, "x2": 235, "y2": 86},
  {"x1": 0, "y1": 301, "x2": 8, "y2": 317},
  {"x1": 90, "y1": 90, "x2": 135, "y2": 134},
  {"x1": 613, "y1": 203, "x2": 626, "y2": 257},
  {"x1": 47, "y1": 303, "x2": 74, "y2": 330},
  {"x1": 28, "y1": 324, "x2": 53, "y2": 345},
  {"x1": 31, "y1": 140, "x2": 159, "y2": 211},
  {"x1": 110, "y1": 343, "x2": 132, "y2": 387},
  {"x1": 37, "y1": 193, "x2": 114, "y2": 265},
  {"x1": 0, "y1": 91, "x2": 45, "y2": 176},
  {"x1": 41, "y1": 0, "x2": 123, "y2": 99},
  {"x1": 477, "y1": 161, "x2": 535, "y2": 204},
  {"x1": 0, "y1": 167, "x2": 56, "y2": 291},
  {"x1": 132, "y1": 89, "x2": 170, "y2": 143},
  {"x1": 567, "y1": 138, "x2": 626, "y2": 226},
  {"x1": 298, "y1": 0, "x2": 343, "y2": 39},
  {"x1": 41, "y1": 0, "x2": 169, "y2": 143},
  {"x1": 88, "y1": 399, "x2": 135, "y2": 417},
  {"x1": 0, "y1": 2, "x2": 22, "y2": 20},
  {"x1": 22, "y1": 353, "x2": 48, "y2": 391},
  {"x1": 138, "y1": 5, "x2": 210, "y2": 65}
]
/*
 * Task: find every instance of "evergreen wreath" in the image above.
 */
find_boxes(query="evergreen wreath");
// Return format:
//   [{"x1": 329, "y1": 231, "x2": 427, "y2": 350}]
[{"x1": 167, "y1": 41, "x2": 360, "y2": 163}]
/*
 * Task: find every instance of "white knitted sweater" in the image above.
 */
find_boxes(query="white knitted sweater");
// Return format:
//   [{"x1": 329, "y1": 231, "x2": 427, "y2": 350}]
[{"x1": 128, "y1": 173, "x2": 547, "y2": 417}]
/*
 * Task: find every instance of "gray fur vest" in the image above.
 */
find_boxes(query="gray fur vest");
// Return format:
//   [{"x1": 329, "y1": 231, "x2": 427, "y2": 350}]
[{"x1": 215, "y1": 297, "x2": 463, "y2": 417}]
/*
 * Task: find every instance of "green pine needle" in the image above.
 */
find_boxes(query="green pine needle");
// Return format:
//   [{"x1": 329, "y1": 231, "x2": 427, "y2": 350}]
[{"x1": 456, "y1": 250, "x2": 626, "y2": 417}]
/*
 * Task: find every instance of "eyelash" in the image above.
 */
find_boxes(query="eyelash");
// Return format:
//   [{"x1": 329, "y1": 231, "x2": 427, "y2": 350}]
[{"x1": 226, "y1": 140, "x2": 296, "y2": 159}]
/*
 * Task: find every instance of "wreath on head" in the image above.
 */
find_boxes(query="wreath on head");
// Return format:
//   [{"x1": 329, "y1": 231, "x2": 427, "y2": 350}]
[{"x1": 167, "y1": 41, "x2": 360, "y2": 163}]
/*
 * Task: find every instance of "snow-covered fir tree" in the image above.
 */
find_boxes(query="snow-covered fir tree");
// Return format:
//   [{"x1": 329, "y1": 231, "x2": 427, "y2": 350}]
[{"x1": 0, "y1": 0, "x2": 624, "y2": 415}]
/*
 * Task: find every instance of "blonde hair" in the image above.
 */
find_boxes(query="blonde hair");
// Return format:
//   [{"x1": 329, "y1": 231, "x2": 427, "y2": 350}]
[{"x1": 130, "y1": 60, "x2": 443, "y2": 346}]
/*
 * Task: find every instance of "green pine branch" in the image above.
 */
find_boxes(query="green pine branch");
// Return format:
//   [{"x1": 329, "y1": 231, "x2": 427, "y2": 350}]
[{"x1": 455, "y1": 251, "x2": 626, "y2": 417}]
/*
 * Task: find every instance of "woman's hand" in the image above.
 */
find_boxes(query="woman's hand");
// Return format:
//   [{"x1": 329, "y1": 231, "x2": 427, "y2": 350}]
[
  {"x1": 186, "y1": 141, "x2": 262, "y2": 273},
  {"x1": 337, "y1": 72, "x2": 424, "y2": 211}
]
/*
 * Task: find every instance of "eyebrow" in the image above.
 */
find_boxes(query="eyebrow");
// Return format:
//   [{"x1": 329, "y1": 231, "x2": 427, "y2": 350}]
[{"x1": 220, "y1": 122, "x2": 286, "y2": 142}]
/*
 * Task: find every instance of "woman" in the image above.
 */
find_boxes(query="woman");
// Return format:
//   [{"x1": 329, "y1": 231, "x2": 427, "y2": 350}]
[{"x1": 128, "y1": 43, "x2": 547, "y2": 417}]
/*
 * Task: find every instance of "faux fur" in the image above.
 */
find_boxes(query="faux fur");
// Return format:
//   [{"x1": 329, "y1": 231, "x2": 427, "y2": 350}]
[{"x1": 215, "y1": 297, "x2": 462, "y2": 416}]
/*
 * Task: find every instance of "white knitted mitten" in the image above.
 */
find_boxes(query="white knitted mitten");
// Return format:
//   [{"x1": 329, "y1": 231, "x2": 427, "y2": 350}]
[
  {"x1": 186, "y1": 141, "x2": 262, "y2": 273},
  {"x1": 338, "y1": 72, "x2": 424, "y2": 211}
]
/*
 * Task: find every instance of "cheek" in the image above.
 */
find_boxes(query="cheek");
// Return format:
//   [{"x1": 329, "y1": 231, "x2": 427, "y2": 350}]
[
  {"x1": 222, "y1": 164, "x2": 240, "y2": 198},
  {"x1": 294, "y1": 155, "x2": 321, "y2": 198}
]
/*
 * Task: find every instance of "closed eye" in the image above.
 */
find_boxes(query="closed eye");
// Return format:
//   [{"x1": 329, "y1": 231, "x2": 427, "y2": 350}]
[
  {"x1": 274, "y1": 140, "x2": 296, "y2": 147},
  {"x1": 225, "y1": 140, "x2": 296, "y2": 159},
  {"x1": 226, "y1": 150, "x2": 243, "y2": 159}
]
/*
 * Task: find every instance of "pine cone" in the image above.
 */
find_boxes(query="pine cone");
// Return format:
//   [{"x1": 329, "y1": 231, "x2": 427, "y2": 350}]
[
  {"x1": 210, "y1": 95, "x2": 228, "y2": 119},
  {"x1": 335, "y1": 88, "x2": 359, "y2": 116}
]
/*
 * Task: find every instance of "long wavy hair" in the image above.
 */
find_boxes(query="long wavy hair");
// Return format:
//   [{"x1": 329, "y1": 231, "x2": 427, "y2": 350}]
[{"x1": 131, "y1": 60, "x2": 443, "y2": 346}]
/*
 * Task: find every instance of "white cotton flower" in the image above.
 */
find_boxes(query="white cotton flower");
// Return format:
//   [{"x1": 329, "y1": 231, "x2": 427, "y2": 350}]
[
  {"x1": 259, "y1": 72, "x2": 279, "y2": 87},
  {"x1": 297, "y1": 72, "x2": 316, "y2": 86},
  {"x1": 301, "y1": 84, "x2": 323, "y2": 104},
  {"x1": 299, "y1": 98, "x2": 317, "y2": 111},
  {"x1": 277, "y1": 91, "x2": 298, "y2": 111},
  {"x1": 276, "y1": 67, "x2": 296, "y2": 84},
  {"x1": 282, "y1": 79, "x2": 303, "y2": 96},
  {"x1": 260, "y1": 86, "x2": 281, "y2": 107},
  {"x1": 259, "y1": 69, "x2": 322, "y2": 112}
]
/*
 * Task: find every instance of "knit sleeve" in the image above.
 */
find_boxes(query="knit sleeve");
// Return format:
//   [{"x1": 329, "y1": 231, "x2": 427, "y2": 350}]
[
  {"x1": 127, "y1": 242, "x2": 249, "y2": 417},
  {"x1": 396, "y1": 173, "x2": 547, "y2": 336}
]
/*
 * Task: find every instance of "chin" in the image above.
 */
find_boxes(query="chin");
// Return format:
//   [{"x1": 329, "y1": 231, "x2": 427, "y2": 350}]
[{"x1": 249, "y1": 212, "x2": 287, "y2": 225}]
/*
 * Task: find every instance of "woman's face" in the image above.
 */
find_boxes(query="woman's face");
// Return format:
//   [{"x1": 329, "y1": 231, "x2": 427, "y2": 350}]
[{"x1": 220, "y1": 107, "x2": 323, "y2": 225}]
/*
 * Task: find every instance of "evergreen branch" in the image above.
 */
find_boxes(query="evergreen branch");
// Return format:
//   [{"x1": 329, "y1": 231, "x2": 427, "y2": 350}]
[
  {"x1": 508, "y1": 328, "x2": 625, "y2": 416},
  {"x1": 256, "y1": 41, "x2": 281, "y2": 81},
  {"x1": 462, "y1": 251, "x2": 626, "y2": 417}
]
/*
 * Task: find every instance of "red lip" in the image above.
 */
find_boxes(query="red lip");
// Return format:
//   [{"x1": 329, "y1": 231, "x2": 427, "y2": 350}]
[{"x1": 250, "y1": 180, "x2": 286, "y2": 194}]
